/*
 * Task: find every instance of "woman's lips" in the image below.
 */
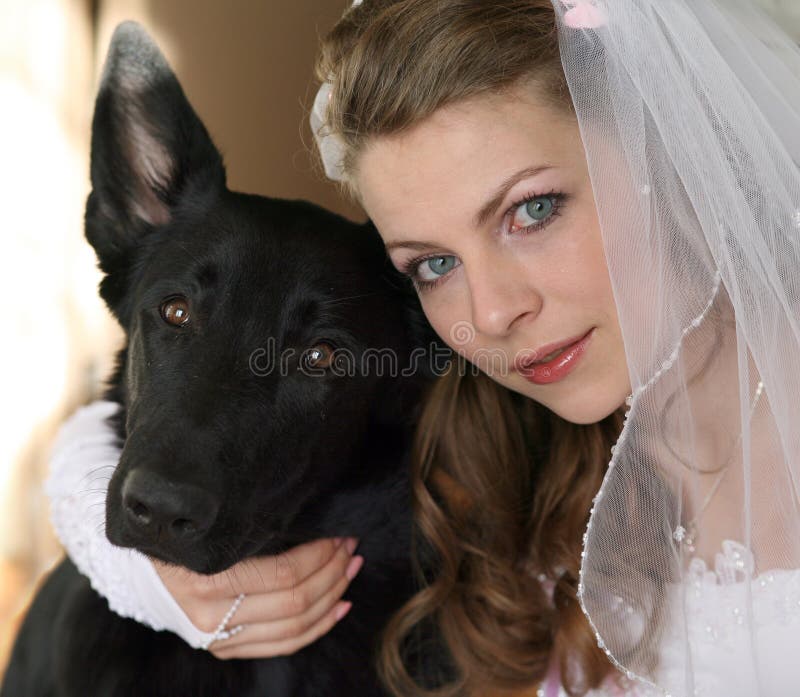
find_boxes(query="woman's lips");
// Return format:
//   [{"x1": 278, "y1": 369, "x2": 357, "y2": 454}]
[{"x1": 517, "y1": 328, "x2": 594, "y2": 385}]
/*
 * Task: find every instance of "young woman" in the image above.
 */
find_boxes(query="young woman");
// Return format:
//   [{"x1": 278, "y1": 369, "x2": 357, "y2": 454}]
[{"x1": 46, "y1": 1, "x2": 800, "y2": 695}]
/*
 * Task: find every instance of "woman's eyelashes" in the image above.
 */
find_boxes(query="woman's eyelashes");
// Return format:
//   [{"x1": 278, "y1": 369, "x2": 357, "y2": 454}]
[
  {"x1": 398, "y1": 191, "x2": 566, "y2": 292},
  {"x1": 406, "y1": 255, "x2": 462, "y2": 292},
  {"x1": 507, "y1": 190, "x2": 565, "y2": 234}
]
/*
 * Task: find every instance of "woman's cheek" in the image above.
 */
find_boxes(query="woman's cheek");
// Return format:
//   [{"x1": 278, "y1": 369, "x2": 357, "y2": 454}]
[{"x1": 416, "y1": 291, "x2": 463, "y2": 350}]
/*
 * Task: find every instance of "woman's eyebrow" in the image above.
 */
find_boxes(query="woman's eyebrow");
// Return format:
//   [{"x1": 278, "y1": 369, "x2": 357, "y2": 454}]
[
  {"x1": 473, "y1": 164, "x2": 554, "y2": 227},
  {"x1": 384, "y1": 240, "x2": 439, "y2": 253},
  {"x1": 384, "y1": 165, "x2": 554, "y2": 253}
]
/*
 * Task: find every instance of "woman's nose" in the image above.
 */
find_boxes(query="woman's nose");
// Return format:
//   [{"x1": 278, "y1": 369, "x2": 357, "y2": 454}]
[{"x1": 466, "y1": 257, "x2": 542, "y2": 338}]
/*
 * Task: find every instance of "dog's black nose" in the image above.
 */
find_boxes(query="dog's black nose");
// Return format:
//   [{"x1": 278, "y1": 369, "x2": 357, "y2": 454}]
[{"x1": 121, "y1": 468, "x2": 219, "y2": 543}]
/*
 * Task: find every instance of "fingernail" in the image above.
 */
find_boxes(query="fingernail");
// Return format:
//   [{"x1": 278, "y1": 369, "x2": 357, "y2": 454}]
[
  {"x1": 334, "y1": 601, "x2": 352, "y2": 622},
  {"x1": 345, "y1": 555, "x2": 364, "y2": 581},
  {"x1": 345, "y1": 537, "x2": 359, "y2": 555},
  {"x1": 332, "y1": 537, "x2": 343, "y2": 548}
]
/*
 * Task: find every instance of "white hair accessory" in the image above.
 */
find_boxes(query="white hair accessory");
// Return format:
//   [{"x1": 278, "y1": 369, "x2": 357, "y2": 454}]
[
  {"x1": 310, "y1": 0, "x2": 363, "y2": 182},
  {"x1": 310, "y1": 78, "x2": 346, "y2": 181}
]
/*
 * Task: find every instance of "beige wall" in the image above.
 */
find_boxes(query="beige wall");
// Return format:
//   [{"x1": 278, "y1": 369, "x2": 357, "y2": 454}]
[{"x1": 97, "y1": 0, "x2": 363, "y2": 219}]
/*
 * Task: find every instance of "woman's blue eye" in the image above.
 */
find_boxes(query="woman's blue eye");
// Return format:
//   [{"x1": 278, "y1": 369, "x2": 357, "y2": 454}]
[
  {"x1": 511, "y1": 194, "x2": 559, "y2": 231},
  {"x1": 527, "y1": 197, "x2": 553, "y2": 220},
  {"x1": 417, "y1": 255, "x2": 458, "y2": 282}
]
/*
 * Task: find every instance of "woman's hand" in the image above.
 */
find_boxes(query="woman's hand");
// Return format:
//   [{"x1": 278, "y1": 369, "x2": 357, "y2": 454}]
[{"x1": 153, "y1": 537, "x2": 364, "y2": 659}]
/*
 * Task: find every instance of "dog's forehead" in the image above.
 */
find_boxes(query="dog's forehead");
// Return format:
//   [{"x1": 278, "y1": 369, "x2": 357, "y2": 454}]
[
  {"x1": 139, "y1": 194, "x2": 391, "y2": 305},
  {"x1": 212, "y1": 194, "x2": 386, "y2": 275}
]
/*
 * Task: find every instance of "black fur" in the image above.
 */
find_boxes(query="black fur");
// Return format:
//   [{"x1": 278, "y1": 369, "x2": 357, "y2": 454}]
[{"x1": 2, "y1": 22, "x2": 449, "y2": 697}]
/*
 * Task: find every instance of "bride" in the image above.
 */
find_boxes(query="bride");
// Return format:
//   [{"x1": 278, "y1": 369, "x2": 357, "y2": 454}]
[{"x1": 45, "y1": 1, "x2": 800, "y2": 695}]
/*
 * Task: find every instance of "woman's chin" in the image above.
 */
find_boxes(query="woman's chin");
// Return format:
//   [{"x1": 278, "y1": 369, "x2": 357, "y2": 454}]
[
  {"x1": 553, "y1": 402, "x2": 621, "y2": 425},
  {"x1": 511, "y1": 378, "x2": 629, "y2": 425}
]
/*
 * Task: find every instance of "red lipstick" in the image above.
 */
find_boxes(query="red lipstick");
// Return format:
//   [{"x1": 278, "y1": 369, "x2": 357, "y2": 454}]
[{"x1": 516, "y1": 329, "x2": 594, "y2": 385}]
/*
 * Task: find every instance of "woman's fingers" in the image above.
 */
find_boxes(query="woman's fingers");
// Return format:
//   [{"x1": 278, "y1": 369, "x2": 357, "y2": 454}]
[
  {"x1": 211, "y1": 554, "x2": 363, "y2": 649},
  {"x1": 210, "y1": 601, "x2": 354, "y2": 660},
  {"x1": 153, "y1": 537, "x2": 362, "y2": 637},
  {"x1": 232, "y1": 543, "x2": 361, "y2": 625},
  {"x1": 239, "y1": 537, "x2": 353, "y2": 595},
  {"x1": 176, "y1": 540, "x2": 360, "y2": 632},
  {"x1": 192, "y1": 537, "x2": 353, "y2": 598}
]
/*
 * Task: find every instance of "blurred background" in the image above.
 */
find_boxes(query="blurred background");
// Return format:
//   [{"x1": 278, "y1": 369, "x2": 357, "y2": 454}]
[{"x1": 1, "y1": 0, "x2": 799, "y2": 678}]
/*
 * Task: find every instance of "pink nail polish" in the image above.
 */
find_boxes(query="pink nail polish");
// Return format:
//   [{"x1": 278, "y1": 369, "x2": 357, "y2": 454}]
[
  {"x1": 345, "y1": 555, "x2": 364, "y2": 581},
  {"x1": 335, "y1": 601, "x2": 352, "y2": 622}
]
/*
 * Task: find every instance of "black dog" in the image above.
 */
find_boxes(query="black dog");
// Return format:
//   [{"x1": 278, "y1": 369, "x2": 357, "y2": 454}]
[{"x1": 2, "y1": 22, "x2": 448, "y2": 697}]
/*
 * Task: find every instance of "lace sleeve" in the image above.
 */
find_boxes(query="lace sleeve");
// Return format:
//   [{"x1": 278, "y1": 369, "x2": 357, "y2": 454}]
[{"x1": 44, "y1": 400, "x2": 216, "y2": 649}]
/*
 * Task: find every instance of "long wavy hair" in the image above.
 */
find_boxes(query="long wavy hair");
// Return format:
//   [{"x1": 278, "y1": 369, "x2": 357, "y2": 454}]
[{"x1": 316, "y1": 2, "x2": 626, "y2": 694}]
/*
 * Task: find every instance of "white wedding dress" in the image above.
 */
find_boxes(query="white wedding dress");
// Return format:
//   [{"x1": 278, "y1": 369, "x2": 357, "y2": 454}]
[
  {"x1": 548, "y1": 553, "x2": 800, "y2": 697},
  {"x1": 46, "y1": 402, "x2": 800, "y2": 695}
]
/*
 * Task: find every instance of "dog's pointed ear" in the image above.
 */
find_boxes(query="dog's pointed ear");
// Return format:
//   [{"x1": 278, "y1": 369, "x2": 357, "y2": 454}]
[{"x1": 86, "y1": 22, "x2": 225, "y2": 268}]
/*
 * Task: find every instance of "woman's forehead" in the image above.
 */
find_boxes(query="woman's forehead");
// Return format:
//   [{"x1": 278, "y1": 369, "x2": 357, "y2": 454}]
[{"x1": 356, "y1": 89, "x2": 583, "y2": 238}]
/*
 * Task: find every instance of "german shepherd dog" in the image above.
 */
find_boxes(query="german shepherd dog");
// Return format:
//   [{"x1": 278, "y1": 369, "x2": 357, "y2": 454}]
[{"x1": 2, "y1": 22, "x2": 447, "y2": 697}]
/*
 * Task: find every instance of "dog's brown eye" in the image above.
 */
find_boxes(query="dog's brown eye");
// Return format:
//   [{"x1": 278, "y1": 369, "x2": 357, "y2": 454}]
[
  {"x1": 160, "y1": 296, "x2": 190, "y2": 326},
  {"x1": 302, "y1": 342, "x2": 335, "y2": 370}
]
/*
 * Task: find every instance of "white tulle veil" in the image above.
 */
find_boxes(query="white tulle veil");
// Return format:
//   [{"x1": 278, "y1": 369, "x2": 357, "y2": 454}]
[
  {"x1": 553, "y1": 0, "x2": 800, "y2": 694},
  {"x1": 313, "y1": 1, "x2": 800, "y2": 694}
]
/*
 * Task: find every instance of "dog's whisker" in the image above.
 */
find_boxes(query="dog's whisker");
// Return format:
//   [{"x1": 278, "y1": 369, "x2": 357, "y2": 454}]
[
  {"x1": 173, "y1": 239, "x2": 208, "y2": 270},
  {"x1": 318, "y1": 291, "x2": 382, "y2": 306},
  {"x1": 81, "y1": 470, "x2": 114, "y2": 483},
  {"x1": 79, "y1": 475, "x2": 113, "y2": 486},
  {"x1": 85, "y1": 467, "x2": 117, "y2": 478},
  {"x1": 238, "y1": 555, "x2": 267, "y2": 591}
]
